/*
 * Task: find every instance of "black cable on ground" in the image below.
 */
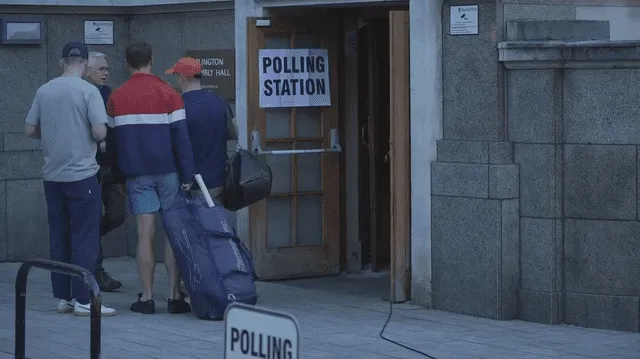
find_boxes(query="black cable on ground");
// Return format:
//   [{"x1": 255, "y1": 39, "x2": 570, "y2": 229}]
[{"x1": 379, "y1": 300, "x2": 438, "y2": 359}]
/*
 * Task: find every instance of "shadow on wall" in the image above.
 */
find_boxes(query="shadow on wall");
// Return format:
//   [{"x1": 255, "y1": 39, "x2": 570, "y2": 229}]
[{"x1": 0, "y1": 9, "x2": 234, "y2": 262}]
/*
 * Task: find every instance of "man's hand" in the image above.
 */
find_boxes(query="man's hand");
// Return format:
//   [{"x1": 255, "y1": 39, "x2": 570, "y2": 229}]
[{"x1": 180, "y1": 183, "x2": 192, "y2": 192}]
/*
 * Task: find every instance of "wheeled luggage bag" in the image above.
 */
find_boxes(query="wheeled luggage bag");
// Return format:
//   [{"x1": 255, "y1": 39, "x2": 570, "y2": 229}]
[{"x1": 162, "y1": 174, "x2": 258, "y2": 320}]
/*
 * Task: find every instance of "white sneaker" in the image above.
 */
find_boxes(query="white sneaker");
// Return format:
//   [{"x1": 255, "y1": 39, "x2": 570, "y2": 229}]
[
  {"x1": 57, "y1": 299, "x2": 75, "y2": 314},
  {"x1": 73, "y1": 302, "x2": 117, "y2": 317}
]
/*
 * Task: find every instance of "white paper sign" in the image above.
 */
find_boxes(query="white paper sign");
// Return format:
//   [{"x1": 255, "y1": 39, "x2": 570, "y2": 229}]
[
  {"x1": 84, "y1": 20, "x2": 114, "y2": 45},
  {"x1": 450, "y1": 5, "x2": 479, "y2": 35},
  {"x1": 258, "y1": 48, "x2": 331, "y2": 108},
  {"x1": 224, "y1": 303, "x2": 300, "y2": 359}
]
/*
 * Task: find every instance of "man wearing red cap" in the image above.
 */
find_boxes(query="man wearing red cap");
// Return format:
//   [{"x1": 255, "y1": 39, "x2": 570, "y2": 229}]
[{"x1": 166, "y1": 57, "x2": 238, "y2": 203}]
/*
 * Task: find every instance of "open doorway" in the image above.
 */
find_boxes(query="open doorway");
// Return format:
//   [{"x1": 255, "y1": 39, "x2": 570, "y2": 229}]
[{"x1": 358, "y1": 18, "x2": 391, "y2": 274}]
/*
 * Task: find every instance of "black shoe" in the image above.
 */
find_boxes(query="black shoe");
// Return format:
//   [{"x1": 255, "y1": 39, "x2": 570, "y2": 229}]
[
  {"x1": 131, "y1": 293, "x2": 155, "y2": 314},
  {"x1": 167, "y1": 292, "x2": 191, "y2": 314},
  {"x1": 95, "y1": 269, "x2": 122, "y2": 292}
]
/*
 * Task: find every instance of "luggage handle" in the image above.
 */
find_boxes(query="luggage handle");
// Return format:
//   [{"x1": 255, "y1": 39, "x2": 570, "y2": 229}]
[
  {"x1": 194, "y1": 174, "x2": 215, "y2": 208},
  {"x1": 15, "y1": 258, "x2": 101, "y2": 359}
]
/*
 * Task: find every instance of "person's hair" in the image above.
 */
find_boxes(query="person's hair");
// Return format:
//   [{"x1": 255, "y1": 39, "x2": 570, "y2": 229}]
[
  {"x1": 125, "y1": 42, "x2": 152, "y2": 69},
  {"x1": 88, "y1": 52, "x2": 106, "y2": 68},
  {"x1": 62, "y1": 57, "x2": 87, "y2": 67}
]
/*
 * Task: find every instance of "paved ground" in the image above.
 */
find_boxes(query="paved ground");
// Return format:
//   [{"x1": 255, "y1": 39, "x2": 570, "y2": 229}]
[{"x1": 0, "y1": 257, "x2": 639, "y2": 359}]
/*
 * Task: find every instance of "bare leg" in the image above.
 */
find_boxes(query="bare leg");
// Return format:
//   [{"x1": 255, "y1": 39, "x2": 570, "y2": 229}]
[
  {"x1": 164, "y1": 238, "x2": 181, "y2": 299},
  {"x1": 136, "y1": 213, "x2": 156, "y2": 301}
]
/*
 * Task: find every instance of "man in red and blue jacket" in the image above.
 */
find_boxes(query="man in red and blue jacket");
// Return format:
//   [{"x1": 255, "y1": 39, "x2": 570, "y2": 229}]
[{"x1": 107, "y1": 42, "x2": 194, "y2": 315}]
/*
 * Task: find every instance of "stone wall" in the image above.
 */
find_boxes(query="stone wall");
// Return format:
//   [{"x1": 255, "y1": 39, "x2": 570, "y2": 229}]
[
  {"x1": 501, "y1": 19, "x2": 640, "y2": 331},
  {"x1": 0, "y1": 7, "x2": 234, "y2": 263},
  {"x1": 431, "y1": 0, "x2": 521, "y2": 320}
]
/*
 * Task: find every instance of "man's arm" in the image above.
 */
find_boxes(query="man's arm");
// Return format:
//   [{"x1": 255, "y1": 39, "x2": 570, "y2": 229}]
[
  {"x1": 168, "y1": 91, "x2": 195, "y2": 186},
  {"x1": 87, "y1": 89, "x2": 108, "y2": 142},
  {"x1": 24, "y1": 91, "x2": 41, "y2": 139},
  {"x1": 225, "y1": 104, "x2": 239, "y2": 141}
]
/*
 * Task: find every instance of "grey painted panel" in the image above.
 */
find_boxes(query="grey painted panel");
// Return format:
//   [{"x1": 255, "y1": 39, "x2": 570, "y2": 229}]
[{"x1": 0, "y1": 181, "x2": 5, "y2": 261}]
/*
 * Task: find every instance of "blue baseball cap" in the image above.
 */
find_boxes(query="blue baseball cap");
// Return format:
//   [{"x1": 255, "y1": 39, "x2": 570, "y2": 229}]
[{"x1": 61, "y1": 41, "x2": 88, "y2": 59}]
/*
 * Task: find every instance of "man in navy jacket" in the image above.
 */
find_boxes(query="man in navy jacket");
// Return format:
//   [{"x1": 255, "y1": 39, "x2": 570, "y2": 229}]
[{"x1": 85, "y1": 52, "x2": 125, "y2": 292}]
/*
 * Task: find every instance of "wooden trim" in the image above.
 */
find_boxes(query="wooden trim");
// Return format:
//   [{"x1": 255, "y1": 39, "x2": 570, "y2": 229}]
[{"x1": 389, "y1": 10, "x2": 411, "y2": 303}]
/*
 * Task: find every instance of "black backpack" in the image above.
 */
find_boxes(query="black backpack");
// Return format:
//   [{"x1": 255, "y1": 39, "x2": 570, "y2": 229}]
[{"x1": 223, "y1": 149, "x2": 272, "y2": 211}]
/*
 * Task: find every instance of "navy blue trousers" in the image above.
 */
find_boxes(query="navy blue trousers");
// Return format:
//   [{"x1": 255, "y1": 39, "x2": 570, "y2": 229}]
[{"x1": 44, "y1": 175, "x2": 101, "y2": 305}]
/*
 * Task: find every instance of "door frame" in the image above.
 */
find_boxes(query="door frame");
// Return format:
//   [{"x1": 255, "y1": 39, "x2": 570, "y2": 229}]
[
  {"x1": 389, "y1": 10, "x2": 411, "y2": 303},
  {"x1": 245, "y1": 17, "x2": 342, "y2": 280}
]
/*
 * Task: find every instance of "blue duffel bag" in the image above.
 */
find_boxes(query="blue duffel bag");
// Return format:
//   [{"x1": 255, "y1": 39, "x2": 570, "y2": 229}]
[{"x1": 162, "y1": 174, "x2": 258, "y2": 320}]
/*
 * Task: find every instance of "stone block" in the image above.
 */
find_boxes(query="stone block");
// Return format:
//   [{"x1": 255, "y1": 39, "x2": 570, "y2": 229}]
[
  {"x1": 46, "y1": 16, "x2": 129, "y2": 86},
  {"x1": 488, "y1": 164, "x2": 518, "y2": 199},
  {"x1": 436, "y1": 140, "x2": 489, "y2": 164},
  {"x1": 514, "y1": 144, "x2": 561, "y2": 218},
  {"x1": 564, "y1": 69, "x2": 640, "y2": 144},
  {"x1": 443, "y1": 3, "x2": 502, "y2": 141},
  {"x1": 0, "y1": 181, "x2": 5, "y2": 261},
  {"x1": 506, "y1": 20, "x2": 610, "y2": 41},
  {"x1": 564, "y1": 292, "x2": 640, "y2": 332},
  {"x1": 432, "y1": 196, "x2": 518, "y2": 319},
  {"x1": 489, "y1": 141, "x2": 513, "y2": 164},
  {"x1": 431, "y1": 163, "x2": 488, "y2": 198},
  {"x1": 518, "y1": 289, "x2": 562, "y2": 325},
  {"x1": 0, "y1": 151, "x2": 43, "y2": 180},
  {"x1": 564, "y1": 219, "x2": 640, "y2": 297},
  {"x1": 3, "y1": 133, "x2": 41, "y2": 151},
  {"x1": 503, "y1": 4, "x2": 576, "y2": 23},
  {"x1": 6, "y1": 180, "x2": 49, "y2": 260},
  {"x1": 507, "y1": 70, "x2": 556, "y2": 143},
  {"x1": 564, "y1": 144, "x2": 636, "y2": 220},
  {"x1": 499, "y1": 199, "x2": 519, "y2": 320},
  {"x1": 520, "y1": 218, "x2": 561, "y2": 292}
]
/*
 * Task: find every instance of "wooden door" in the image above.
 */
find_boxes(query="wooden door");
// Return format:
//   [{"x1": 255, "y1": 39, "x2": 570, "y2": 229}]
[
  {"x1": 246, "y1": 17, "x2": 341, "y2": 280},
  {"x1": 389, "y1": 10, "x2": 411, "y2": 302}
]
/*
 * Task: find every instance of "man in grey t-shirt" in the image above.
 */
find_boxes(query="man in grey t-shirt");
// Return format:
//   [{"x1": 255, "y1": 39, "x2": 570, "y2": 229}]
[{"x1": 24, "y1": 41, "x2": 116, "y2": 317}]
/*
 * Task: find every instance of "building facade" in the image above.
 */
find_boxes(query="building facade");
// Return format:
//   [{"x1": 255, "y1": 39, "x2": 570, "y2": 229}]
[{"x1": 0, "y1": 0, "x2": 638, "y2": 333}]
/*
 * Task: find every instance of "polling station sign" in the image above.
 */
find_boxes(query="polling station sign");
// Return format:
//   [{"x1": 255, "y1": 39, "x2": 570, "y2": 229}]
[
  {"x1": 224, "y1": 303, "x2": 300, "y2": 359},
  {"x1": 258, "y1": 48, "x2": 331, "y2": 108}
]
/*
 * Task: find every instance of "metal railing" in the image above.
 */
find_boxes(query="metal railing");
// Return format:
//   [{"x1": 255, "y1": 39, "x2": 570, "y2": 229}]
[{"x1": 14, "y1": 258, "x2": 102, "y2": 359}]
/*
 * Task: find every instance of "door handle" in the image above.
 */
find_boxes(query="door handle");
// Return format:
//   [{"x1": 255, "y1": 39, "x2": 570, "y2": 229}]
[{"x1": 361, "y1": 124, "x2": 369, "y2": 146}]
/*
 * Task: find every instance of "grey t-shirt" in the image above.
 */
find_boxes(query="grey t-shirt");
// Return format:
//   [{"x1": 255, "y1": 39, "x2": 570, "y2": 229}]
[{"x1": 25, "y1": 76, "x2": 108, "y2": 182}]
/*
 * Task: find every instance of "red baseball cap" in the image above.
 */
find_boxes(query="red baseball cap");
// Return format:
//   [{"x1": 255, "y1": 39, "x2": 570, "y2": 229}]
[{"x1": 165, "y1": 57, "x2": 202, "y2": 77}]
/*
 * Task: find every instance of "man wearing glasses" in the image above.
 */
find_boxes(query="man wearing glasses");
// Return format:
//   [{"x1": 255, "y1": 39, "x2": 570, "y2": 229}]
[{"x1": 84, "y1": 52, "x2": 125, "y2": 292}]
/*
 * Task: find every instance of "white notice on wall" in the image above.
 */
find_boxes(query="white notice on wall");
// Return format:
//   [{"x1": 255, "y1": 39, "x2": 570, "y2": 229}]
[
  {"x1": 224, "y1": 303, "x2": 300, "y2": 359},
  {"x1": 84, "y1": 20, "x2": 114, "y2": 45},
  {"x1": 258, "y1": 48, "x2": 331, "y2": 108},
  {"x1": 450, "y1": 5, "x2": 479, "y2": 35}
]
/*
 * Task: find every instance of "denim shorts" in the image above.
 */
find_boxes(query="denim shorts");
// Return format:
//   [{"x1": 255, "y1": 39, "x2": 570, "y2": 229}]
[{"x1": 126, "y1": 172, "x2": 180, "y2": 215}]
